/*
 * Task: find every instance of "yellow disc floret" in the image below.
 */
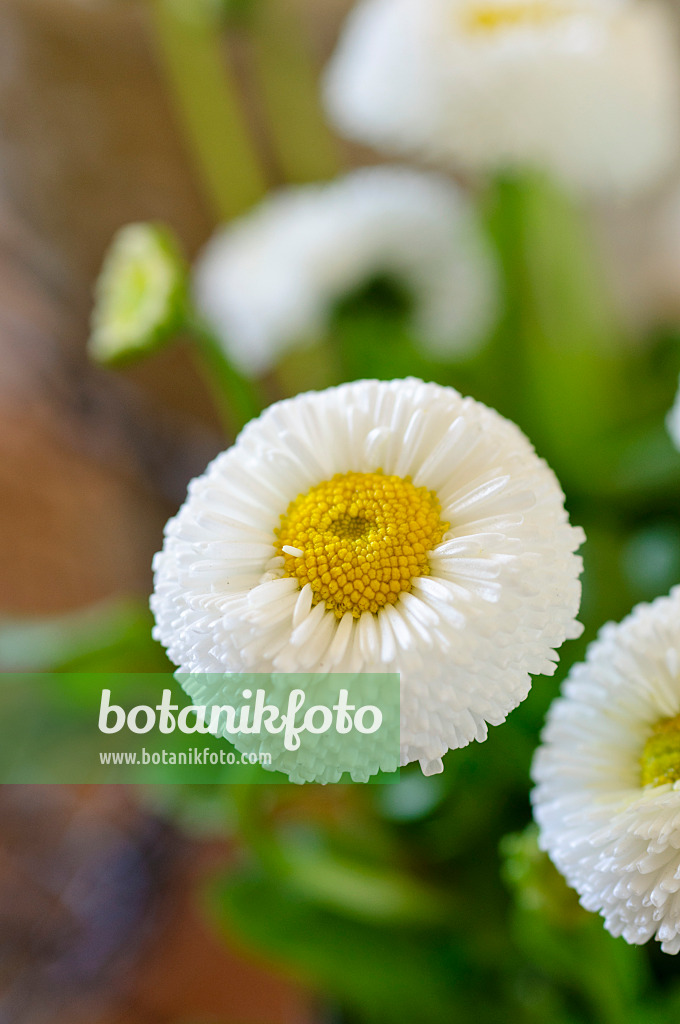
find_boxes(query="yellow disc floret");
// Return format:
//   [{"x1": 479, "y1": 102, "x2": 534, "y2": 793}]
[
  {"x1": 461, "y1": 0, "x2": 563, "y2": 34},
  {"x1": 276, "y1": 471, "x2": 448, "y2": 619},
  {"x1": 641, "y1": 714, "x2": 680, "y2": 788}
]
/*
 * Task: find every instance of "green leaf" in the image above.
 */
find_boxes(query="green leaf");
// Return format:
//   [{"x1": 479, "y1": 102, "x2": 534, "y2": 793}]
[
  {"x1": 274, "y1": 840, "x2": 449, "y2": 926},
  {"x1": 214, "y1": 869, "x2": 460, "y2": 1024},
  {"x1": 0, "y1": 599, "x2": 170, "y2": 673}
]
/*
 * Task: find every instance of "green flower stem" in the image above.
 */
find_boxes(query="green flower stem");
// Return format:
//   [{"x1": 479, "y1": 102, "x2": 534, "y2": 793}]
[
  {"x1": 188, "y1": 316, "x2": 267, "y2": 435},
  {"x1": 248, "y1": 1, "x2": 341, "y2": 184},
  {"x1": 149, "y1": 0, "x2": 268, "y2": 221},
  {"x1": 483, "y1": 173, "x2": 626, "y2": 489},
  {"x1": 477, "y1": 175, "x2": 528, "y2": 425}
]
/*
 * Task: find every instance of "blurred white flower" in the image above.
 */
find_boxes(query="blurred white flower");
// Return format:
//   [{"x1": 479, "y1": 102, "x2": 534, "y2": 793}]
[
  {"x1": 151, "y1": 378, "x2": 584, "y2": 776},
  {"x1": 324, "y1": 0, "x2": 680, "y2": 196},
  {"x1": 532, "y1": 587, "x2": 680, "y2": 954},
  {"x1": 193, "y1": 166, "x2": 499, "y2": 376},
  {"x1": 667, "y1": 376, "x2": 680, "y2": 451}
]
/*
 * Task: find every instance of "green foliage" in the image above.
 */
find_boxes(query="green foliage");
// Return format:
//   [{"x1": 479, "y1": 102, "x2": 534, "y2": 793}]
[{"x1": 0, "y1": 599, "x2": 171, "y2": 673}]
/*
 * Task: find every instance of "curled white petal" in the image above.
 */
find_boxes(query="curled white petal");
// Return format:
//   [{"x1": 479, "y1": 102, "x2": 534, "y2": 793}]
[{"x1": 193, "y1": 166, "x2": 499, "y2": 375}]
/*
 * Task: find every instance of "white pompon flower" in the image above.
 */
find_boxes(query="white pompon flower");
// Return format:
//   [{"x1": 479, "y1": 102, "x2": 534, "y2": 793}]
[
  {"x1": 324, "y1": 0, "x2": 680, "y2": 196},
  {"x1": 151, "y1": 379, "x2": 584, "y2": 777},
  {"x1": 532, "y1": 587, "x2": 680, "y2": 954},
  {"x1": 193, "y1": 166, "x2": 499, "y2": 376}
]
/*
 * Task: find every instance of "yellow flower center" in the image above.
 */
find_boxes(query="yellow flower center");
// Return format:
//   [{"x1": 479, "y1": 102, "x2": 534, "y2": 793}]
[
  {"x1": 640, "y1": 714, "x2": 680, "y2": 788},
  {"x1": 275, "y1": 471, "x2": 448, "y2": 619},
  {"x1": 461, "y1": 0, "x2": 562, "y2": 33}
]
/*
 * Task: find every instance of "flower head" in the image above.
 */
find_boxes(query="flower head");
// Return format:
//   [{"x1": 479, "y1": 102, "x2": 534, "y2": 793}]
[
  {"x1": 151, "y1": 379, "x2": 583, "y2": 775},
  {"x1": 193, "y1": 166, "x2": 498, "y2": 376},
  {"x1": 324, "y1": 0, "x2": 680, "y2": 196},
  {"x1": 532, "y1": 587, "x2": 680, "y2": 953}
]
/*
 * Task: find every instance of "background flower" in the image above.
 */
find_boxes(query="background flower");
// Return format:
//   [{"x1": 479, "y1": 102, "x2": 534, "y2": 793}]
[
  {"x1": 193, "y1": 166, "x2": 499, "y2": 376},
  {"x1": 324, "y1": 0, "x2": 680, "y2": 196},
  {"x1": 532, "y1": 587, "x2": 680, "y2": 953}
]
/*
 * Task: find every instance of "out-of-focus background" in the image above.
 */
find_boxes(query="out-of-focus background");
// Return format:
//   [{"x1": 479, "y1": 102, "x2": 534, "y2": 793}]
[
  {"x1": 0, "y1": 3, "x2": 347, "y2": 1021},
  {"x1": 4, "y1": 0, "x2": 680, "y2": 1022},
  {"x1": 0, "y1": 0, "x2": 348, "y2": 615}
]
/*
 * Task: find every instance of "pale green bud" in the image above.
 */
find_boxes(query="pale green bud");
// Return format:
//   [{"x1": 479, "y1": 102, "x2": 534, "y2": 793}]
[{"x1": 89, "y1": 222, "x2": 188, "y2": 366}]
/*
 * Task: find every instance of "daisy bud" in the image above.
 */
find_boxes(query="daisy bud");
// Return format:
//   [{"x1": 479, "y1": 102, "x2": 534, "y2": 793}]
[{"x1": 89, "y1": 223, "x2": 188, "y2": 366}]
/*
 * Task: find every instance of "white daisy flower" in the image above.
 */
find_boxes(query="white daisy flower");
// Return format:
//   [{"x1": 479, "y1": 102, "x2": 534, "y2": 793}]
[
  {"x1": 324, "y1": 0, "x2": 680, "y2": 196},
  {"x1": 532, "y1": 587, "x2": 680, "y2": 954},
  {"x1": 151, "y1": 378, "x2": 584, "y2": 777},
  {"x1": 193, "y1": 166, "x2": 499, "y2": 376}
]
